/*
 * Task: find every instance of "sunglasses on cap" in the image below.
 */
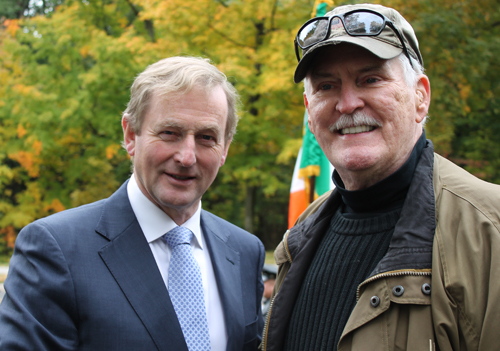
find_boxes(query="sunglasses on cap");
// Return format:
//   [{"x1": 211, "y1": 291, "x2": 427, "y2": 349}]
[{"x1": 294, "y1": 9, "x2": 414, "y2": 69}]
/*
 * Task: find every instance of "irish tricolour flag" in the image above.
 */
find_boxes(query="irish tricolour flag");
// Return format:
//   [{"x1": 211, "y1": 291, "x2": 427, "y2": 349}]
[
  {"x1": 288, "y1": 111, "x2": 334, "y2": 228},
  {"x1": 288, "y1": 1, "x2": 336, "y2": 228}
]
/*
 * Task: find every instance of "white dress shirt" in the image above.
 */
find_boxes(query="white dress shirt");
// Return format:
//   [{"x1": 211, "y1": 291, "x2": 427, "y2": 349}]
[{"x1": 127, "y1": 174, "x2": 228, "y2": 351}]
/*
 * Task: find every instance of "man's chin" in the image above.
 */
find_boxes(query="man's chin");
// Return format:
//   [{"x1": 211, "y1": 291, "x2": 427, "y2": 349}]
[
  {"x1": 156, "y1": 193, "x2": 201, "y2": 213},
  {"x1": 333, "y1": 148, "x2": 381, "y2": 170}
]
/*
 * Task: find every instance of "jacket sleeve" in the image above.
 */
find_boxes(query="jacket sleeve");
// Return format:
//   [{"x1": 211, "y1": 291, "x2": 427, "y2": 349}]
[
  {"x1": 0, "y1": 221, "x2": 78, "y2": 350},
  {"x1": 431, "y1": 186, "x2": 500, "y2": 350}
]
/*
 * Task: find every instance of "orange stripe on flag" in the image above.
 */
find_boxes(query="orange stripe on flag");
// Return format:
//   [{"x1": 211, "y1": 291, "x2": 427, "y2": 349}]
[
  {"x1": 288, "y1": 148, "x2": 308, "y2": 228},
  {"x1": 288, "y1": 189, "x2": 308, "y2": 228}
]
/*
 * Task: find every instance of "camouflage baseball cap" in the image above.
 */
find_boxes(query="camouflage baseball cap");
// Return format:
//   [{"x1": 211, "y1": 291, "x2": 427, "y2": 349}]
[{"x1": 294, "y1": 3, "x2": 423, "y2": 83}]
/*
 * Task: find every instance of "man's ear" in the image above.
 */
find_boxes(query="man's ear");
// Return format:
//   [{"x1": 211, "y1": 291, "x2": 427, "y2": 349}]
[
  {"x1": 220, "y1": 138, "x2": 231, "y2": 167},
  {"x1": 415, "y1": 75, "x2": 431, "y2": 123},
  {"x1": 304, "y1": 92, "x2": 315, "y2": 135},
  {"x1": 122, "y1": 114, "x2": 136, "y2": 156}
]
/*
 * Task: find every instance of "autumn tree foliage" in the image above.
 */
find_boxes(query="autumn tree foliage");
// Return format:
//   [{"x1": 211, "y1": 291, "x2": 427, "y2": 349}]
[
  {"x1": 384, "y1": 0, "x2": 500, "y2": 180},
  {"x1": 0, "y1": 0, "x2": 313, "y2": 251},
  {"x1": 0, "y1": 0, "x2": 499, "y2": 252}
]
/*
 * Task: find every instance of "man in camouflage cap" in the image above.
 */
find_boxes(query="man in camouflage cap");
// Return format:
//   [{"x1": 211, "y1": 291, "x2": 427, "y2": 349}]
[{"x1": 262, "y1": 3, "x2": 500, "y2": 350}]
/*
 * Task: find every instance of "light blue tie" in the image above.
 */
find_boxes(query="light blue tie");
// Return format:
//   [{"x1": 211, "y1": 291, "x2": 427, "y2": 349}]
[{"x1": 164, "y1": 226, "x2": 211, "y2": 351}]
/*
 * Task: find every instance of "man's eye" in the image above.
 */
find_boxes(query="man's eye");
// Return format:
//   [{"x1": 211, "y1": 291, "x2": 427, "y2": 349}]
[
  {"x1": 201, "y1": 135, "x2": 214, "y2": 141},
  {"x1": 320, "y1": 84, "x2": 333, "y2": 90},
  {"x1": 366, "y1": 78, "x2": 379, "y2": 84},
  {"x1": 159, "y1": 131, "x2": 177, "y2": 140}
]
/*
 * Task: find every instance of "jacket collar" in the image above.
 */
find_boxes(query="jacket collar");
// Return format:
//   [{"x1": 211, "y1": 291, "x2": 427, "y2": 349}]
[
  {"x1": 201, "y1": 211, "x2": 245, "y2": 351},
  {"x1": 372, "y1": 139, "x2": 435, "y2": 274},
  {"x1": 96, "y1": 181, "x2": 188, "y2": 351},
  {"x1": 96, "y1": 183, "x2": 246, "y2": 351}
]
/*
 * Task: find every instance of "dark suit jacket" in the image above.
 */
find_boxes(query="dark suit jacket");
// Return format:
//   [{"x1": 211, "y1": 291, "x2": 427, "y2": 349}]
[{"x1": 0, "y1": 181, "x2": 265, "y2": 350}]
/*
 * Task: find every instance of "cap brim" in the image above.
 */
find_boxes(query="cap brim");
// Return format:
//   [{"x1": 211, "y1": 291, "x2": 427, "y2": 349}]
[{"x1": 294, "y1": 36, "x2": 403, "y2": 83}]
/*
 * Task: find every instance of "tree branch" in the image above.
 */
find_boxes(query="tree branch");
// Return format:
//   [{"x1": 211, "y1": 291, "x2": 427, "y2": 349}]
[
  {"x1": 269, "y1": 0, "x2": 279, "y2": 32},
  {"x1": 208, "y1": 23, "x2": 251, "y2": 48},
  {"x1": 214, "y1": 0, "x2": 228, "y2": 8},
  {"x1": 123, "y1": 0, "x2": 155, "y2": 42},
  {"x1": 123, "y1": 0, "x2": 139, "y2": 16}
]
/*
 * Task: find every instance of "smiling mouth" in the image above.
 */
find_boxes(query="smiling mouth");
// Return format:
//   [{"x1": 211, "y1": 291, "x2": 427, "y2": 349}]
[
  {"x1": 330, "y1": 112, "x2": 382, "y2": 136},
  {"x1": 339, "y1": 125, "x2": 376, "y2": 135},
  {"x1": 168, "y1": 173, "x2": 195, "y2": 180}
]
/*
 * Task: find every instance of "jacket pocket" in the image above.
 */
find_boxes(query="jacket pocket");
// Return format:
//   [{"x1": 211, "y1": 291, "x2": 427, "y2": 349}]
[
  {"x1": 244, "y1": 315, "x2": 259, "y2": 343},
  {"x1": 340, "y1": 273, "x2": 435, "y2": 351}
]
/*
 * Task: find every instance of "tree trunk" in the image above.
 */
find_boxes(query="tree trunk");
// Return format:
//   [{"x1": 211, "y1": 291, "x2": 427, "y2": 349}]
[{"x1": 244, "y1": 185, "x2": 255, "y2": 233}]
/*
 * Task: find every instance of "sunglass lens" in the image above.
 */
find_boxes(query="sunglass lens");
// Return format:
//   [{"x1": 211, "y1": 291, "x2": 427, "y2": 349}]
[
  {"x1": 298, "y1": 18, "x2": 329, "y2": 48},
  {"x1": 344, "y1": 12, "x2": 384, "y2": 35}
]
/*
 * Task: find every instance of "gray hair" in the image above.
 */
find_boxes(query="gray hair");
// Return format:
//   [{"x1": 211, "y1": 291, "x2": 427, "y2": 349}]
[
  {"x1": 398, "y1": 53, "x2": 424, "y2": 87},
  {"x1": 398, "y1": 53, "x2": 428, "y2": 126},
  {"x1": 123, "y1": 56, "x2": 240, "y2": 143}
]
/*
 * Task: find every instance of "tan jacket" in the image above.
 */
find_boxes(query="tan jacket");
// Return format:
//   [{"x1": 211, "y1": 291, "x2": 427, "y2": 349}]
[{"x1": 262, "y1": 144, "x2": 500, "y2": 351}]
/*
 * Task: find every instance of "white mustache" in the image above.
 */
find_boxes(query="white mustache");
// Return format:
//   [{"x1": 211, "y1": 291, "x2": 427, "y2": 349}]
[{"x1": 329, "y1": 112, "x2": 382, "y2": 133}]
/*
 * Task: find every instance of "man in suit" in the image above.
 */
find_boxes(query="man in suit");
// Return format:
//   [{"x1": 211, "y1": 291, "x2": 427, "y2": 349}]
[{"x1": 0, "y1": 56, "x2": 265, "y2": 351}]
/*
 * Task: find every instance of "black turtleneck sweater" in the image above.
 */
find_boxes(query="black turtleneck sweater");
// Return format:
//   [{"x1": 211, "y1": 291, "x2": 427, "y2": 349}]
[{"x1": 284, "y1": 132, "x2": 426, "y2": 351}]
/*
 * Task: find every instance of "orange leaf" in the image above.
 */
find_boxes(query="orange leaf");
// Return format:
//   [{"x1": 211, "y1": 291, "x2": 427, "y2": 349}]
[
  {"x1": 105, "y1": 144, "x2": 121, "y2": 160},
  {"x1": 4, "y1": 19, "x2": 20, "y2": 37},
  {"x1": 0, "y1": 226, "x2": 17, "y2": 249},
  {"x1": 8, "y1": 151, "x2": 39, "y2": 177},
  {"x1": 17, "y1": 124, "x2": 27, "y2": 138},
  {"x1": 44, "y1": 198, "x2": 66, "y2": 213},
  {"x1": 33, "y1": 140, "x2": 43, "y2": 155}
]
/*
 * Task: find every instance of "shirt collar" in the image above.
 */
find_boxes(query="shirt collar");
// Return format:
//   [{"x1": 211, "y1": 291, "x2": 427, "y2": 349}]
[{"x1": 127, "y1": 174, "x2": 204, "y2": 249}]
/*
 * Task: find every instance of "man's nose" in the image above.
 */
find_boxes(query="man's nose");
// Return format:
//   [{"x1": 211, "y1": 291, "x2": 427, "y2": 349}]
[
  {"x1": 174, "y1": 136, "x2": 196, "y2": 167},
  {"x1": 336, "y1": 85, "x2": 364, "y2": 115}
]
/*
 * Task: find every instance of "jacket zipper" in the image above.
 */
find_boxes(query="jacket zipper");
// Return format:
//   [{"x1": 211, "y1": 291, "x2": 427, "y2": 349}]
[
  {"x1": 262, "y1": 294, "x2": 275, "y2": 351},
  {"x1": 262, "y1": 230, "x2": 293, "y2": 351},
  {"x1": 264, "y1": 269, "x2": 432, "y2": 350},
  {"x1": 356, "y1": 269, "x2": 432, "y2": 301}
]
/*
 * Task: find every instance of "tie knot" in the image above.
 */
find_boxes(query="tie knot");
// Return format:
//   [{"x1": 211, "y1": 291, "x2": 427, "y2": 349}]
[{"x1": 164, "y1": 226, "x2": 193, "y2": 247}]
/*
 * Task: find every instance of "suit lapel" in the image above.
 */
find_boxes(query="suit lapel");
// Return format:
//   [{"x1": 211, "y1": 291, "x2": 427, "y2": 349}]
[
  {"x1": 96, "y1": 182, "x2": 188, "y2": 351},
  {"x1": 201, "y1": 211, "x2": 245, "y2": 351}
]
